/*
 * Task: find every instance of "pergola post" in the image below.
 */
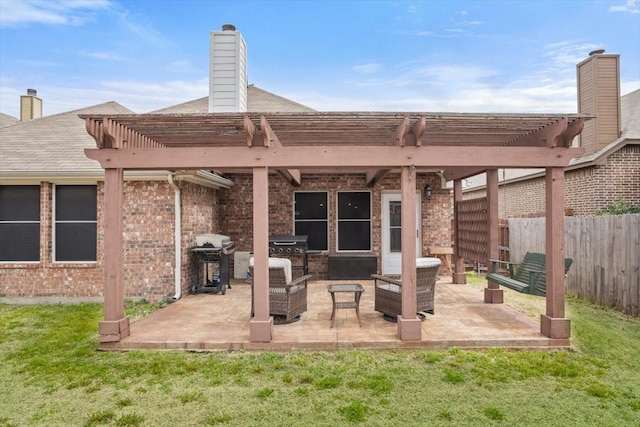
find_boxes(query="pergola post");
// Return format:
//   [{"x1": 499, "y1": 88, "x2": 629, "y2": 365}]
[
  {"x1": 397, "y1": 166, "x2": 421, "y2": 340},
  {"x1": 249, "y1": 166, "x2": 273, "y2": 342},
  {"x1": 452, "y1": 179, "x2": 466, "y2": 284},
  {"x1": 484, "y1": 169, "x2": 503, "y2": 303},
  {"x1": 541, "y1": 167, "x2": 570, "y2": 338},
  {"x1": 99, "y1": 168, "x2": 130, "y2": 342}
]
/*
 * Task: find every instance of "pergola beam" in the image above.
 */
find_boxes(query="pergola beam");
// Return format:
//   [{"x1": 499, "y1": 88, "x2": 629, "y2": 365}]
[
  {"x1": 244, "y1": 115, "x2": 256, "y2": 147},
  {"x1": 366, "y1": 116, "x2": 414, "y2": 184},
  {"x1": 443, "y1": 166, "x2": 487, "y2": 181},
  {"x1": 365, "y1": 168, "x2": 390, "y2": 187},
  {"x1": 258, "y1": 115, "x2": 301, "y2": 186},
  {"x1": 413, "y1": 116, "x2": 426, "y2": 146},
  {"x1": 85, "y1": 145, "x2": 585, "y2": 170},
  {"x1": 395, "y1": 116, "x2": 411, "y2": 146}
]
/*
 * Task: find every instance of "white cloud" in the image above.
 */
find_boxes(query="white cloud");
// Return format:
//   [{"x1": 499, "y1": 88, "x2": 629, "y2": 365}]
[
  {"x1": 295, "y1": 59, "x2": 578, "y2": 114},
  {"x1": 609, "y1": 0, "x2": 640, "y2": 14},
  {"x1": 114, "y1": 8, "x2": 169, "y2": 46},
  {"x1": 352, "y1": 63, "x2": 381, "y2": 74},
  {"x1": 0, "y1": 0, "x2": 112, "y2": 27},
  {"x1": 539, "y1": 40, "x2": 602, "y2": 75},
  {"x1": 85, "y1": 51, "x2": 125, "y2": 61}
]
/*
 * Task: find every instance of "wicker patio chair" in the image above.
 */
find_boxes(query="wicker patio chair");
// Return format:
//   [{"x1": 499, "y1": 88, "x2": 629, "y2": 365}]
[
  {"x1": 249, "y1": 258, "x2": 312, "y2": 323},
  {"x1": 372, "y1": 257, "x2": 441, "y2": 321}
]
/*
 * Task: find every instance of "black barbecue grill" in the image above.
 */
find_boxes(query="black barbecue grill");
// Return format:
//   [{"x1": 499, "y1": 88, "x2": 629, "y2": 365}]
[
  {"x1": 191, "y1": 234, "x2": 235, "y2": 295},
  {"x1": 269, "y1": 235, "x2": 308, "y2": 276}
]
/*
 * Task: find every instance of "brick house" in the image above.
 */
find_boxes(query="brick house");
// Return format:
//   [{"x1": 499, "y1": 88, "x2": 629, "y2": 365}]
[
  {"x1": 0, "y1": 28, "x2": 453, "y2": 303},
  {"x1": 3, "y1": 25, "x2": 589, "y2": 344},
  {"x1": 463, "y1": 52, "x2": 640, "y2": 217}
]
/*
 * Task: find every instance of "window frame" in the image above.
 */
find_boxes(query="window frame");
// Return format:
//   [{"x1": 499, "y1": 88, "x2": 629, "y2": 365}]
[
  {"x1": 0, "y1": 185, "x2": 41, "y2": 263},
  {"x1": 52, "y1": 184, "x2": 98, "y2": 263},
  {"x1": 293, "y1": 191, "x2": 329, "y2": 252},
  {"x1": 336, "y1": 190, "x2": 372, "y2": 252}
]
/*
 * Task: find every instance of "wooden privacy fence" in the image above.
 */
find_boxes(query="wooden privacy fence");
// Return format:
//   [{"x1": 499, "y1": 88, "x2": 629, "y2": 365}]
[{"x1": 508, "y1": 214, "x2": 639, "y2": 317}]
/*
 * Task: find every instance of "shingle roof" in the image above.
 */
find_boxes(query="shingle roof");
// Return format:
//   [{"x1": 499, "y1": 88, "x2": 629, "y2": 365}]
[
  {"x1": 0, "y1": 102, "x2": 133, "y2": 175},
  {"x1": 0, "y1": 86, "x2": 313, "y2": 179},
  {"x1": 621, "y1": 89, "x2": 639, "y2": 139},
  {"x1": 0, "y1": 113, "x2": 19, "y2": 128},
  {"x1": 151, "y1": 85, "x2": 315, "y2": 114}
]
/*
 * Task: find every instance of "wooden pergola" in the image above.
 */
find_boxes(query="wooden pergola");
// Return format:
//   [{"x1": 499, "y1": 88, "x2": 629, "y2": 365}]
[{"x1": 81, "y1": 112, "x2": 586, "y2": 343}]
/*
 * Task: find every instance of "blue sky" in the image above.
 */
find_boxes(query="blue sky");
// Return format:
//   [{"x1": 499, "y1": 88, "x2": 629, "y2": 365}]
[{"x1": 0, "y1": 0, "x2": 638, "y2": 118}]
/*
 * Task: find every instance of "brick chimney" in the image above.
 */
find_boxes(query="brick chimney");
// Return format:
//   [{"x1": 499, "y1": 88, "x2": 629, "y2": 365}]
[
  {"x1": 20, "y1": 88, "x2": 42, "y2": 121},
  {"x1": 576, "y1": 50, "x2": 621, "y2": 154},
  {"x1": 209, "y1": 24, "x2": 247, "y2": 113}
]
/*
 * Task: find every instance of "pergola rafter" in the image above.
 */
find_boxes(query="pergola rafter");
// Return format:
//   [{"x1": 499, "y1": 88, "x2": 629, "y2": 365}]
[
  {"x1": 258, "y1": 115, "x2": 301, "y2": 186},
  {"x1": 85, "y1": 117, "x2": 164, "y2": 150},
  {"x1": 506, "y1": 117, "x2": 586, "y2": 147},
  {"x1": 80, "y1": 112, "x2": 590, "y2": 148}
]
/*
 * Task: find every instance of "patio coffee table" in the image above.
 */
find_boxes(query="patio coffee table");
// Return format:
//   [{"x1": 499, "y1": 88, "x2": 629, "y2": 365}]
[{"x1": 328, "y1": 283, "x2": 365, "y2": 328}]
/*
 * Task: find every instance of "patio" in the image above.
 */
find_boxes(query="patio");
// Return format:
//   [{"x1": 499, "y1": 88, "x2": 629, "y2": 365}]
[{"x1": 101, "y1": 277, "x2": 570, "y2": 352}]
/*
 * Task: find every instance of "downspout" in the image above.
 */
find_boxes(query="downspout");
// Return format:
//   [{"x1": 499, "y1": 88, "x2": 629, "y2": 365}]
[{"x1": 168, "y1": 174, "x2": 182, "y2": 301}]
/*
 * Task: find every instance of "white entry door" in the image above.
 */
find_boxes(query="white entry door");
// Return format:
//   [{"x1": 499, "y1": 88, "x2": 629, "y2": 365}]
[{"x1": 381, "y1": 192, "x2": 421, "y2": 275}]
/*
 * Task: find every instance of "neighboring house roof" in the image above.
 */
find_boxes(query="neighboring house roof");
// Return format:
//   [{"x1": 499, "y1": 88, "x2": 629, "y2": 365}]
[
  {"x1": 0, "y1": 102, "x2": 134, "y2": 181},
  {"x1": 621, "y1": 88, "x2": 640, "y2": 138},
  {"x1": 151, "y1": 85, "x2": 315, "y2": 114},
  {"x1": 0, "y1": 85, "x2": 310, "y2": 186},
  {"x1": 463, "y1": 89, "x2": 640, "y2": 191},
  {"x1": 0, "y1": 112, "x2": 19, "y2": 128}
]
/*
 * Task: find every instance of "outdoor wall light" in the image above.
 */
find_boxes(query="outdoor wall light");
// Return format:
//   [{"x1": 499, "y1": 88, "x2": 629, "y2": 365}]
[{"x1": 423, "y1": 184, "x2": 432, "y2": 201}]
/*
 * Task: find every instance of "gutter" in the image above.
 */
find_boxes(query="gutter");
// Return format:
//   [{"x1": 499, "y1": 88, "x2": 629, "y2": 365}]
[
  {"x1": 0, "y1": 169, "x2": 234, "y2": 189},
  {"x1": 167, "y1": 174, "x2": 182, "y2": 301},
  {"x1": 173, "y1": 170, "x2": 234, "y2": 189}
]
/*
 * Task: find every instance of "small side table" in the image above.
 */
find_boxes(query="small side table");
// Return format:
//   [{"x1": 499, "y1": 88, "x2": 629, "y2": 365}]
[
  {"x1": 328, "y1": 283, "x2": 365, "y2": 328},
  {"x1": 428, "y1": 246, "x2": 453, "y2": 276}
]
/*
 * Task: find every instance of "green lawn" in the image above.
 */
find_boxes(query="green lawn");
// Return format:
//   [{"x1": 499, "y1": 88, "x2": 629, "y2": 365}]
[{"x1": 1, "y1": 276, "x2": 639, "y2": 427}]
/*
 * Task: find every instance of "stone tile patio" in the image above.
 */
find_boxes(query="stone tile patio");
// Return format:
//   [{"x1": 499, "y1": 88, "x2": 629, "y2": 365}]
[{"x1": 101, "y1": 278, "x2": 571, "y2": 352}]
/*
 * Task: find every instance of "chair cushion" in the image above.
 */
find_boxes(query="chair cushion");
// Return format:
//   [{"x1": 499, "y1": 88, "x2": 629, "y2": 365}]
[
  {"x1": 416, "y1": 257, "x2": 441, "y2": 268},
  {"x1": 249, "y1": 257, "x2": 292, "y2": 284}
]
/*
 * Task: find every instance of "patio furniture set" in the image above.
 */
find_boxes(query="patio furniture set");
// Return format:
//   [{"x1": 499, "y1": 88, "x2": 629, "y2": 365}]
[{"x1": 249, "y1": 256, "x2": 442, "y2": 326}]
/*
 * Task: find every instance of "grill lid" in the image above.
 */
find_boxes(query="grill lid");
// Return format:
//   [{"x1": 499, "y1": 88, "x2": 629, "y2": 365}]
[{"x1": 196, "y1": 233, "x2": 231, "y2": 247}]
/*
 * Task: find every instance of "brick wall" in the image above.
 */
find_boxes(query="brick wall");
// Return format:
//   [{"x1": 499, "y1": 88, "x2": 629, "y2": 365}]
[
  {"x1": 462, "y1": 145, "x2": 639, "y2": 218},
  {"x1": 180, "y1": 181, "x2": 219, "y2": 296},
  {"x1": 0, "y1": 180, "x2": 220, "y2": 303},
  {"x1": 0, "y1": 182, "x2": 103, "y2": 298},
  {"x1": 219, "y1": 172, "x2": 452, "y2": 278},
  {"x1": 1, "y1": 171, "x2": 452, "y2": 299},
  {"x1": 122, "y1": 181, "x2": 175, "y2": 301}
]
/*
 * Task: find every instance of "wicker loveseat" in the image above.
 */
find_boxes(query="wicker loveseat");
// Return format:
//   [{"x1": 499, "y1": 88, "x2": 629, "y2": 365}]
[
  {"x1": 371, "y1": 257, "x2": 441, "y2": 321},
  {"x1": 249, "y1": 257, "x2": 312, "y2": 323}
]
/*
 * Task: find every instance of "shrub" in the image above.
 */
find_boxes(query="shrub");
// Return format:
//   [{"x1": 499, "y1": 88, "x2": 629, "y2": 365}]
[{"x1": 595, "y1": 198, "x2": 640, "y2": 215}]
